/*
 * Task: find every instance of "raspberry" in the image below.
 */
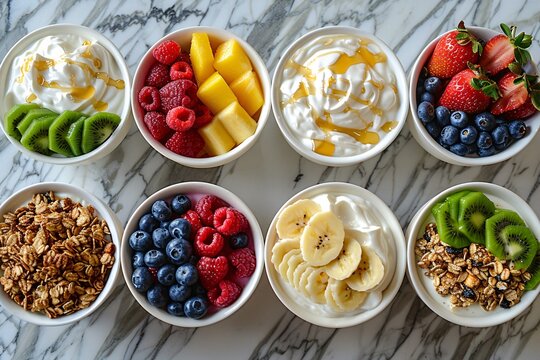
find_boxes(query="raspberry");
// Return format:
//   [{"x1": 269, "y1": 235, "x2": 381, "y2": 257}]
[
  {"x1": 147, "y1": 267, "x2": 158, "y2": 283},
  {"x1": 207, "y1": 280, "x2": 241, "y2": 308},
  {"x1": 182, "y1": 210, "x2": 202, "y2": 236},
  {"x1": 159, "y1": 79, "x2": 198, "y2": 112},
  {"x1": 143, "y1": 111, "x2": 171, "y2": 142},
  {"x1": 152, "y1": 40, "x2": 181, "y2": 65},
  {"x1": 165, "y1": 130, "x2": 205, "y2": 158},
  {"x1": 194, "y1": 103, "x2": 213, "y2": 129},
  {"x1": 213, "y1": 207, "x2": 248, "y2": 236},
  {"x1": 228, "y1": 248, "x2": 256, "y2": 278},
  {"x1": 196, "y1": 256, "x2": 229, "y2": 289},
  {"x1": 194, "y1": 227, "x2": 225, "y2": 257},
  {"x1": 138, "y1": 86, "x2": 161, "y2": 111},
  {"x1": 195, "y1": 195, "x2": 230, "y2": 226},
  {"x1": 170, "y1": 61, "x2": 194, "y2": 81},
  {"x1": 145, "y1": 63, "x2": 170, "y2": 88},
  {"x1": 178, "y1": 52, "x2": 191, "y2": 64},
  {"x1": 166, "y1": 106, "x2": 195, "y2": 131}
]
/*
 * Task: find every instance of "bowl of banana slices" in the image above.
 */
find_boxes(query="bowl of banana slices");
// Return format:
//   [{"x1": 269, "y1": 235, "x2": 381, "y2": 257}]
[{"x1": 264, "y1": 182, "x2": 406, "y2": 328}]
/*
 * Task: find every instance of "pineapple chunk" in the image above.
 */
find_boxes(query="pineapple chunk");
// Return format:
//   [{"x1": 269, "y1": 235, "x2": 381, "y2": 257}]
[
  {"x1": 197, "y1": 72, "x2": 238, "y2": 114},
  {"x1": 229, "y1": 71, "x2": 264, "y2": 116},
  {"x1": 213, "y1": 39, "x2": 252, "y2": 84},
  {"x1": 198, "y1": 119, "x2": 236, "y2": 156},
  {"x1": 190, "y1": 33, "x2": 215, "y2": 85},
  {"x1": 216, "y1": 101, "x2": 257, "y2": 145}
]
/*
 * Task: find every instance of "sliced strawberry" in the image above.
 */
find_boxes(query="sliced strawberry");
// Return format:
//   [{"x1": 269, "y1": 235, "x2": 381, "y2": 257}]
[
  {"x1": 502, "y1": 98, "x2": 537, "y2": 120},
  {"x1": 490, "y1": 73, "x2": 528, "y2": 115}
]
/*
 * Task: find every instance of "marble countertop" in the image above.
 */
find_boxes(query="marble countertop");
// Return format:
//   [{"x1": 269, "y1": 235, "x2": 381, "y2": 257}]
[{"x1": 1, "y1": 0, "x2": 540, "y2": 359}]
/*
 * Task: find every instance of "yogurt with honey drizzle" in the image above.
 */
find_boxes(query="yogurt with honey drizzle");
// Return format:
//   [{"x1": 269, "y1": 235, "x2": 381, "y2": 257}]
[
  {"x1": 279, "y1": 34, "x2": 400, "y2": 157},
  {"x1": 5, "y1": 34, "x2": 125, "y2": 114}
]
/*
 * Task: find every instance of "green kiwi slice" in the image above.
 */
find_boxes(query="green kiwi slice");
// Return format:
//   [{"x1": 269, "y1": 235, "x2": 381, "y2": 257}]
[
  {"x1": 4, "y1": 103, "x2": 40, "y2": 140},
  {"x1": 485, "y1": 210, "x2": 526, "y2": 260},
  {"x1": 434, "y1": 202, "x2": 470, "y2": 248},
  {"x1": 457, "y1": 192, "x2": 495, "y2": 244},
  {"x1": 16, "y1": 108, "x2": 56, "y2": 136},
  {"x1": 20, "y1": 116, "x2": 56, "y2": 155},
  {"x1": 524, "y1": 250, "x2": 540, "y2": 291},
  {"x1": 48, "y1": 111, "x2": 85, "y2": 157},
  {"x1": 81, "y1": 112, "x2": 120, "y2": 154},
  {"x1": 66, "y1": 117, "x2": 86, "y2": 156},
  {"x1": 447, "y1": 190, "x2": 470, "y2": 221},
  {"x1": 502, "y1": 225, "x2": 538, "y2": 270}
]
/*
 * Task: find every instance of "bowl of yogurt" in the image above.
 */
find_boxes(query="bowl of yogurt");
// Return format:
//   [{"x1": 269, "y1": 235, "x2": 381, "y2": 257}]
[
  {"x1": 264, "y1": 182, "x2": 406, "y2": 328},
  {"x1": 0, "y1": 24, "x2": 131, "y2": 165},
  {"x1": 271, "y1": 27, "x2": 409, "y2": 167}
]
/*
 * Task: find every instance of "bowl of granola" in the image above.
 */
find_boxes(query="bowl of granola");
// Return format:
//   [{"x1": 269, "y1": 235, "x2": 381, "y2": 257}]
[
  {"x1": 0, "y1": 182, "x2": 122, "y2": 326},
  {"x1": 406, "y1": 182, "x2": 540, "y2": 327}
]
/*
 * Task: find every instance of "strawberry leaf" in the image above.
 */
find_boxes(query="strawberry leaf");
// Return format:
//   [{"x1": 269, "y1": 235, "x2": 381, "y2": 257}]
[
  {"x1": 531, "y1": 92, "x2": 540, "y2": 111},
  {"x1": 500, "y1": 23, "x2": 512, "y2": 37},
  {"x1": 508, "y1": 62, "x2": 523, "y2": 74}
]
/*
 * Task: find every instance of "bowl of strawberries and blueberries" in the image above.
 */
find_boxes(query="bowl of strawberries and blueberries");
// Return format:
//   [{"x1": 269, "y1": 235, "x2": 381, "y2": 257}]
[{"x1": 415, "y1": 21, "x2": 540, "y2": 158}]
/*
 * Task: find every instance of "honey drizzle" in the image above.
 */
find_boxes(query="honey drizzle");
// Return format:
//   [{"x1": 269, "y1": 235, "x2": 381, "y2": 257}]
[
  {"x1": 381, "y1": 121, "x2": 398, "y2": 133},
  {"x1": 25, "y1": 93, "x2": 37, "y2": 103}
]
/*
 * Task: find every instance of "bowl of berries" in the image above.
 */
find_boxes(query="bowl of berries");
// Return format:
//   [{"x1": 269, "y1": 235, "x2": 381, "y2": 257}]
[
  {"x1": 131, "y1": 27, "x2": 271, "y2": 168},
  {"x1": 120, "y1": 182, "x2": 264, "y2": 326},
  {"x1": 409, "y1": 22, "x2": 540, "y2": 166}
]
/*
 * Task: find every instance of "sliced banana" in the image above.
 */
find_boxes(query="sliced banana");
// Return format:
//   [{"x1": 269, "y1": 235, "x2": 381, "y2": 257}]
[
  {"x1": 325, "y1": 237, "x2": 362, "y2": 280},
  {"x1": 300, "y1": 211, "x2": 345, "y2": 266},
  {"x1": 292, "y1": 261, "x2": 311, "y2": 289},
  {"x1": 345, "y1": 245, "x2": 385, "y2": 292},
  {"x1": 305, "y1": 268, "x2": 329, "y2": 304},
  {"x1": 286, "y1": 252, "x2": 305, "y2": 284},
  {"x1": 298, "y1": 266, "x2": 315, "y2": 297},
  {"x1": 276, "y1": 199, "x2": 321, "y2": 239},
  {"x1": 271, "y1": 238, "x2": 300, "y2": 271},
  {"x1": 324, "y1": 281, "x2": 341, "y2": 311},
  {"x1": 278, "y1": 249, "x2": 301, "y2": 279},
  {"x1": 328, "y1": 278, "x2": 367, "y2": 311}
]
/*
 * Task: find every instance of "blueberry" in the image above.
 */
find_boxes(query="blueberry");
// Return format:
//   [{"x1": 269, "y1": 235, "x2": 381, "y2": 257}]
[
  {"x1": 418, "y1": 67, "x2": 428, "y2": 85},
  {"x1": 450, "y1": 111, "x2": 469, "y2": 129},
  {"x1": 192, "y1": 283, "x2": 207, "y2": 296},
  {"x1": 474, "y1": 112, "x2": 496, "y2": 132},
  {"x1": 471, "y1": 260, "x2": 483, "y2": 267},
  {"x1": 476, "y1": 132, "x2": 493, "y2": 149},
  {"x1": 425, "y1": 122, "x2": 441, "y2": 139},
  {"x1": 151, "y1": 200, "x2": 172, "y2": 222},
  {"x1": 139, "y1": 213, "x2": 159, "y2": 233},
  {"x1": 152, "y1": 227, "x2": 171, "y2": 249},
  {"x1": 144, "y1": 249, "x2": 166, "y2": 267},
  {"x1": 496, "y1": 117, "x2": 506, "y2": 125},
  {"x1": 460, "y1": 126, "x2": 478, "y2": 145},
  {"x1": 157, "y1": 264, "x2": 177, "y2": 286},
  {"x1": 160, "y1": 221, "x2": 171, "y2": 229},
  {"x1": 466, "y1": 143, "x2": 478, "y2": 155},
  {"x1": 230, "y1": 233, "x2": 249, "y2": 249},
  {"x1": 417, "y1": 101, "x2": 435, "y2": 124},
  {"x1": 435, "y1": 106, "x2": 451, "y2": 127},
  {"x1": 171, "y1": 195, "x2": 192, "y2": 215},
  {"x1": 424, "y1": 76, "x2": 443, "y2": 95},
  {"x1": 420, "y1": 92, "x2": 435, "y2": 104},
  {"x1": 449, "y1": 143, "x2": 468, "y2": 156},
  {"x1": 132, "y1": 252, "x2": 145, "y2": 268},
  {"x1": 169, "y1": 218, "x2": 191, "y2": 240},
  {"x1": 478, "y1": 146, "x2": 496, "y2": 157},
  {"x1": 492, "y1": 125, "x2": 510, "y2": 145},
  {"x1": 508, "y1": 120, "x2": 527, "y2": 139},
  {"x1": 147, "y1": 285, "x2": 168, "y2": 307},
  {"x1": 167, "y1": 302, "x2": 186, "y2": 316},
  {"x1": 176, "y1": 263, "x2": 198, "y2": 286},
  {"x1": 129, "y1": 230, "x2": 152, "y2": 251},
  {"x1": 184, "y1": 296, "x2": 208, "y2": 319},
  {"x1": 500, "y1": 298, "x2": 511, "y2": 309},
  {"x1": 462, "y1": 286, "x2": 476, "y2": 299},
  {"x1": 438, "y1": 137, "x2": 450, "y2": 149},
  {"x1": 423, "y1": 233, "x2": 431, "y2": 242},
  {"x1": 166, "y1": 238, "x2": 192, "y2": 265},
  {"x1": 169, "y1": 284, "x2": 192, "y2": 302},
  {"x1": 132, "y1": 267, "x2": 153, "y2": 292},
  {"x1": 445, "y1": 246, "x2": 462, "y2": 255},
  {"x1": 440, "y1": 125, "x2": 459, "y2": 146},
  {"x1": 416, "y1": 85, "x2": 424, "y2": 103}
]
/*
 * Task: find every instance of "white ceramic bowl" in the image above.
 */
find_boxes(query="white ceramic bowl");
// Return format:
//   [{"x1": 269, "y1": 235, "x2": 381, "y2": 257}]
[
  {"x1": 0, "y1": 24, "x2": 132, "y2": 165},
  {"x1": 271, "y1": 26, "x2": 409, "y2": 167},
  {"x1": 408, "y1": 26, "x2": 540, "y2": 166},
  {"x1": 0, "y1": 182, "x2": 122, "y2": 326},
  {"x1": 265, "y1": 182, "x2": 406, "y2": 328},
  {"x1": 131, "y1": 26, "x2": 271, "y2": 168},
  {"x1": 121, "y1": 182, "x2": 264, "y2": 327},
  {"x1": 406, "y1": 182, "x2": 540, "y2": 327}
]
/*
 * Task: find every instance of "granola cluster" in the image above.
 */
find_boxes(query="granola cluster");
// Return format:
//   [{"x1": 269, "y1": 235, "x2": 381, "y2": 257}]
[{"x1": 0, "y1": 191, "x2": 115, "y2": 318}]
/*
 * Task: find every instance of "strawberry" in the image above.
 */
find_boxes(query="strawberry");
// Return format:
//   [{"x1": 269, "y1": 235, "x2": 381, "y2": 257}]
[
  {"x1": 491, "y1": 72, "x2": 540, "y2": 117},
  {"x1": 479, "y1": 23, "x2": 533, "y2": 76},
  {"x1": 427, "y1": 21, "x2": 482, "y2": 79},
  {"x1": 503, "y1": 99, "x2": 537, "y2": 120}
]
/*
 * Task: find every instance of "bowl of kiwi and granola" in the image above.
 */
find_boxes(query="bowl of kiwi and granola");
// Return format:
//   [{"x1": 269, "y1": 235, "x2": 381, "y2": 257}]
[{"x1": 406, "y1": 182, "x2": 540, "y2": 327}]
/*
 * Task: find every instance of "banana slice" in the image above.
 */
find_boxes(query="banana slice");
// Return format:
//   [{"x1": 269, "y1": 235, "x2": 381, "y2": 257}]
[
  {"x1": 324, "y1": 281, "x2": 341, "y2": 311},
  {"x1": 301, "y1": 211, "x2": 345, "y2": 266},
  {"x1": 292, "y1": 261, "x2": 311, "y2": 289},
  {"x1": 298, "y1": 266, "x2": 315, "y2": 297},
  {"x1": 271, "y1": 238, "x2": 300, "y2": 271},
  {"x1": 305, "y1": 268, "x2": 330, "y2": 304},
  {"x1": 276, "y1": 199, "x2": 321, "y2": 239},
  {"x1": 345, "y1": 245, "x2": 385, "y2": 292},
  {"x1": 325, "y1": 237, "x2": 362, "y2": 280},
  {"x1": 328, "y1": 278, "x2": 367, "y2": 311},
  {"x1": 286, "y1": 252, "x2": 305, "y2": 284},
  {"x1": 278, "y1": 249, "x2": 301, "y2": 280}
]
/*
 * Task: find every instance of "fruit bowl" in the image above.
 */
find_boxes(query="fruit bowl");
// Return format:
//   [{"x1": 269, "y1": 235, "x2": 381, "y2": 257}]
[
  {"x1": 406, "y1": 182, "x2": 540, "y2": 327},
  {"x1": 264, "y1": 182, "x2": 406, "y2": 328},
  {"x1": 131, "y1": 26, "x2": 271, "y2": 168},
  {"x1": 408, "y1": 25, "x2": 540, "y2": 166}
]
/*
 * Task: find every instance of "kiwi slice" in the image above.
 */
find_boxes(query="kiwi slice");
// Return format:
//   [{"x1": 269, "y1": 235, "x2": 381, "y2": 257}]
[
  {"x1": 20, "y1": 116, "x2": 56, "y2": 155},
  {"x1": 434, "y1": 202, "x2": 470, "y2": 248},
  {"x1": 81, "y1": 112, "x2": 120, "y2": 154},
  {"x1": 503, "y1": 225, "x2": 538, "y2": 270},
  {"x1": 457, "y1": 192, "x2": 495, "y2": 244},
  {"x1": 49, "y1": 111, "x2": 85, "y2": 156},
  {"x1": 485, "y1": 210, "x2": 526, "y2": 260},
  {"x1": 66, "y1": 117, "x2": 86, "y2": 156},
  {"x1": 4, "y1": 103, "x2": 40, "y2": 140},
  {"x1": 524, "y1": 250, "x2": 540, "y2": 291},
  {"x1": 16, "y1": 108, "x2": 56, "y2": 136},
  {"x1": 447, "y1": 190, "x2": 470, "y2": 221}
]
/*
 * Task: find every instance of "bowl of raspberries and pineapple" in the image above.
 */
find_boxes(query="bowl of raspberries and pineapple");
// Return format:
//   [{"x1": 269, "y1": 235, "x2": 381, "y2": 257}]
[
  {"x1": 131, "y1": 27, "x2": 271, "y2": 168},
  {"x1": 409, "y1": 22, "x2": 540, "y2": 166}
]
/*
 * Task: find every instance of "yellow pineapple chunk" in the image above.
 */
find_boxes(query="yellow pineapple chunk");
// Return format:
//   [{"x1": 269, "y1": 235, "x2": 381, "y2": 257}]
[
  {"x1": 229, "y1": 71, "x2": 264, "y2": 116},
  {"x1": 190, "y1": 33, "x2": 215, "y2": 85},
  {"x1": 198, "y1": 119, "x2": 236, "y2": 156},
  {"x1": 213, "y1": 39, "x2": 252, "y2": 84},
  {"x1": 216, "y1": 101, "x2": 257, "y2": 145},
  {"x1": 197, "y1": 72, "x2": 238, "y2": 114}
]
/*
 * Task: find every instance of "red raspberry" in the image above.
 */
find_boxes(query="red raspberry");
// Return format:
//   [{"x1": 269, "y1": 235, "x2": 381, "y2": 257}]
[
  {"x1": 159, "y1": 79, "x2": 198, "y2": 112},
  {"x1": 195, "y1": 195, "x2": 230, "y2": 226},
  {"x1": 178, "y1": 52, "x2": 191, "y2": 64},
  {"x1": 138, "y1": 86, "x2": 161, "y2": 111},
  {"x1": 170, "y1": 61, "x2": 194, "y2": 81},
  {"x1": 207, "y1": 279, "x2": 241, "y2": 308},
  {"x1": 196, "y1": 256, "x2": 229, "y2": 289},
  {"x1": 143, "y1": 111, "x2": 171, "y2": 142},
  {"x1": 166, "y1": 106, "x2": 195, "y2": 131},
  {"x1": 228, "y1": 248, "x2": 256, "y2": 278},
  {"x1": 213, "y1": 207, "x2": 249, "y2": 236},
  {"x1": 165, "y1": 130, "x2": 205, "y2": 158},
  {"x1": 147, "y1": 267, "x2": 158, "y2": 283},
  {"x1": 182, "y1": 210, "x2": 202, "y2": 236},
  {"x1": 194, "y1": 227, "x2": 225, "y2": 257},
  {"x1": 193, "y1": 103, "x2": 213, "y2": 129},
  {"x1": 152, "y1": 40, "x2": 181, "y2": 65},
  {"x1": 145, "y1": 63, "x2": 170, "y2": 88}
]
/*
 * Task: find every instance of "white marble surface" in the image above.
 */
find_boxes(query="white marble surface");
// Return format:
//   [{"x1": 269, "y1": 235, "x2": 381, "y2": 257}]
[{"x1": 1, "y1": 0, "x2": 540, "y2": 359}]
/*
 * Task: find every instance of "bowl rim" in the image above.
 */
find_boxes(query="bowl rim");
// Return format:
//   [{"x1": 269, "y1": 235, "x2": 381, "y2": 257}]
[
  {"x1": 130, "y1": 26, "x2": 271, "y2": 169},
  {"x1": 120, "y1": 181, "x2": 265, "y2": 327},
  {"x1": 0, "y1": 23, "x2": 132, "y2": 165},
  {"x1": 0, "y1": 181, "x2": 122, "y2": 326},
  {"x1": 264, "y1": 181, "x2": 406, "y2": 328},
  {"x1": 405, "y1": 181, "x2": 540, "y2": 327},
  {"x1": 271, "y1": 25, "x2": 409, "y2": 167}
]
